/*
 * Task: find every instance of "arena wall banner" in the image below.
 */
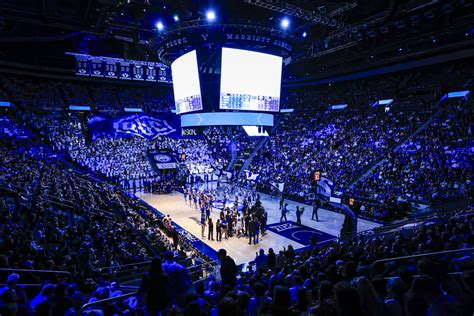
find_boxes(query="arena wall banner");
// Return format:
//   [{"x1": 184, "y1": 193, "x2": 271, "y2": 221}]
[
  {"x1": 88, "y1": 113, "x2": 181, "y2": 140},
  {"x1": 149, "y1": 152, "x2": 178, "y2": 169}
]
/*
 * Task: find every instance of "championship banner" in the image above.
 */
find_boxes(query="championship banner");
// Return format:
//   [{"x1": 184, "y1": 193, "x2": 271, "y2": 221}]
[
  {"x1": 145, "y1": 63, "x2": 157, "y2": 81},
  {"x1": 132, "y1": 61, "x2": 146, "y2": 81},
  {"x1": 105, "y1": 59, "x2": 119, "y2": 78},
  {"x1": 88, "y1": 113, "x2": 181, "y2": 140},
  {"x1": 67, "y1": 53, "x2": 171, "y2": 83},
  {"x1": 119, "y1": 60, "x2": 131, "y2": 80},
  {"x1": 90, "y1": 57, "x2": 104, "y2": 77},
  {"x1": 150, "y1": 152, "x2": 178, "y2": 169},
  {"x1": 75, "y1": 55, "x2": 89, "y2": 76}
]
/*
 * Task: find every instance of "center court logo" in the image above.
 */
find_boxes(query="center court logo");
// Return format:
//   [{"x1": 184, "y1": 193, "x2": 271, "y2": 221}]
[{"x1": 112, "y1": 115, "x2": 176, "y2": 139}]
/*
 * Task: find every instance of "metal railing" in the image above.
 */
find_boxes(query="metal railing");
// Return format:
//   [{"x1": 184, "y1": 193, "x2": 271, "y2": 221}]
[
  {"x1": 94, "y1": 261, "x2": 152, "y2": 273},
  {"x1": 373, "y1": 247, "x2": 474, "y2": 265},
  {"x1": 0, "y1": 268, "x2": 72, "y2": 282},
  {"x1": 94, "y1": 259, "x2": 218, "y2": 286},
  {"x1": 79, "y1": 291, "x2": 139, "y2": 315}
]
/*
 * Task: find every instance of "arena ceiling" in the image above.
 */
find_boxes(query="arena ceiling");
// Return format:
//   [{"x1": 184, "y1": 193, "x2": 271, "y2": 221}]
[{"x1": 0, "y1": 0, "x2": 473, "y2": 79}]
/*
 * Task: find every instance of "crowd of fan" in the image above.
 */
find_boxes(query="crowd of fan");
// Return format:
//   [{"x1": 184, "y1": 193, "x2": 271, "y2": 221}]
[
  {"x1": 248, "y1": 107, "x2": 427, "y2": 199},
  {"x1": 351, "y1": 99, "x2": 472, "y2": 204},
  {"x1": 0, "y1": 75, "x2": 174, "y2": 113},
  {"x1": 134, "y1": 206, "x2": 474, "y2": 316},
  {"x1": 16, "y1": 113, "x2": 229, "y2": 186},
  {"x1": 0, "y1": 121, "x2": 213, "y2": 315}
]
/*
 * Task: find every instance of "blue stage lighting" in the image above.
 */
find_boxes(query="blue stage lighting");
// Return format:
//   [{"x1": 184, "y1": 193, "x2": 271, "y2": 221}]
[
  {"x1": 156, "y1": 21, "x2": 164, "y2": 31},
  {"x1": 206, "y1": 10, "x2": 216, "y2": 21},
  {"x1": 302, "y1": 32, "x2": 307, "y2": 38},
  {"x1": 281, "y1": 18, "x2": 290, "y2": 29},
  {"x1": 173, "y1": 15, "x2": 179, "y2": 22}
]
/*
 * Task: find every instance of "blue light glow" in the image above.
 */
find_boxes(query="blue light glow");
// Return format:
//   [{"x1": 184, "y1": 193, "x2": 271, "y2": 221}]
[
  {"x1": 378, "y1": 99, "x2": 394, "y2": 105},
  {"x1": 302, "y1": 32, "x2": 307, "y2": 38},
  {"x1": 206, "y1": 10, "x2": 216, "y2": 22},
  {"x1": 281, "y1": 18, "x2": 290, "y2": 29},
  {"x1": 156, "y1": 21, "x2": 164, "y2": 31},
  {"x1": 447, "y1": 90, "x2": 470, "y2": 98},
  {"x1": 69, "y1": 105, "x2": 91, "y2": 111},
  {"x1": 173, "y1": 15, "x2": 179, "y2": 22},
  {"x1": 330, "y1": 104, "x2": 348, "y2": 110},
  {"x1": 124, "y1": 107, "x2": 143, "y2": 113},
  {"x1": 0, "y1": 101, "x2": 11, "y2": 107}
]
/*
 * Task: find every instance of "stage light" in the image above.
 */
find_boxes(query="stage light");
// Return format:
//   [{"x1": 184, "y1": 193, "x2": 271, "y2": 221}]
[
  {"x1": 206, "y1": 10, "x2": 216, "y2": 22},
  {"x1": 155, "y1": 21, "x2": 164, "y2": 31},
  {"x1": 281, "y1": 18, "x2": 290, "y2": 29},
  {"x1": 173, "y1": 15, "x2": 179, "y2": 22},
  {"x1": 302, "y1": 32, "x2": 307, "y2": 38}
]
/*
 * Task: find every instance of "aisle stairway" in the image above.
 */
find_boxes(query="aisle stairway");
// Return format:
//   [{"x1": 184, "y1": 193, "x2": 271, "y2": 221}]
[{"x1": 237, "y1": 117, "x2": 282, "y2": 177}]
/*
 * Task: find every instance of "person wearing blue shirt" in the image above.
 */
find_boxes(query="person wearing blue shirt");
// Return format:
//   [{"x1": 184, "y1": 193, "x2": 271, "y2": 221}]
[
  {"x1": 162, "y1": 251, "x2": 191, "y2": 307},
  {"x1": 201, "y1": 212, "x2": 206, "y2": 238}
]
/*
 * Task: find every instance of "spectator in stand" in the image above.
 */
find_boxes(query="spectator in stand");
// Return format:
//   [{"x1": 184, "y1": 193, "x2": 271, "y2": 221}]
[
  {"x1": 35, "y1": 283, "x2": 73, "y2": 316},
  {"x1": 162, "y1": 251, "x2": 191, "y2": 306},
  {"x1": 139, "y1": 258, "x2": 170, "y2": 314},
  {"x1": 217, "y1": 249, "x2": 237, "y2": 290}
]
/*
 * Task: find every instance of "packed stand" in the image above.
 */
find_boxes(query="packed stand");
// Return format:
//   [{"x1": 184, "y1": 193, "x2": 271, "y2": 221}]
[
  {"x1": 351, "y1": 99, "x2": 473, "y2": 203},
  {"x1": 248, "y1": 107, "x2": 426, "y2": 199}
]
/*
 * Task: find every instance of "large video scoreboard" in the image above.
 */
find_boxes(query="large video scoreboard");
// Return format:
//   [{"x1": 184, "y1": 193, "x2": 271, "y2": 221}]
[{"x1": 219, "y1": 48, "x2": 282, "y2": 112}]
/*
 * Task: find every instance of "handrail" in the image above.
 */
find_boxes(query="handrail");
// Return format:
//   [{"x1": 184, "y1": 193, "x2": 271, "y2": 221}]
[
  {"x1": 0, "y1": 283, "x2": 43, "y2": 287},
  {"x1": 0, "y1": 268, "x2": 72, "y2": 281},
  {"x1": 0, "y1": 268, "x2": 72, "y2": 276},
  {"x1": 79, "y1": 291, "x2": 138, "y2": 314},
  {"x1": 383, "y1": 271, "x2": 465, "y2": 280},
  {"x1": 96, "y1": 259, "x2": 218, "y2": 274},
  {"x1": 373, "y1": 247, "x2": 474, "y2": 265},
  {"x1": 94, "y1": 261, "x2": 152, "y2": 273}
]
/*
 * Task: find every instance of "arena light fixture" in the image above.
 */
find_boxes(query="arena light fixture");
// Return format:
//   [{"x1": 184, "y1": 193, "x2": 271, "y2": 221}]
[
  {"x1": 156, "y1": 21, "x2": 164, "y2": 31},
  {"x1": 302, "y1": 32, "x2": 307, "y2": 38},
  {"x1": 173, "y1": 15, "x2": 179, "y2": 22},
  {"x1": 206, "y1": 10, "x2": 216, "y2": 22},
  {"x1": 281, "y1": 18, "x2": 290, "y2": 29}
]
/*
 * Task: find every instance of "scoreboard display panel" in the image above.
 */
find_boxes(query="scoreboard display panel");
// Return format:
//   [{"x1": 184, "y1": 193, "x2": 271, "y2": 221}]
[{"x1": 219, "y1": 48, "x2": 282, "y2": 112}]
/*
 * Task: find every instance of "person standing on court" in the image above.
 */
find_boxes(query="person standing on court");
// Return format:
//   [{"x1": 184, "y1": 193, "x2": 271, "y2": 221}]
[
  {"x1": 296, "y1": 206, "x2": 304, "y2": 225},
  {"x1": 216, "y1": 219, "x2": 222, "y2": 242},
  {"x1": 201, "y1": 212, "x2": 206, "y2": 238},
  {"x1": 248, "y1": 216, "x2": 256, "y2": 245},
  {"x1": 312, "y1": 201, "x2": 319, "y2": 221},
  {"x1": 208, "y1": 218, "x2": 214, "y2": 241},
  {"x1": 280, "y1": 203, "x2": 289, "y2": 222}
]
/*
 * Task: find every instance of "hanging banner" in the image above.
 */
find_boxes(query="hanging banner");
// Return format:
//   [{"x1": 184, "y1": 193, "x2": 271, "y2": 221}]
[
  {"x1": 145, "y1": 63, "x2": 157, "y2": 81},
  {"x1": 90, "y1": 57, "x2": 104, "y2": 77},
  {"x1": 149, "y1": 152, "x2": 178, "y2": 169},
  {"x1": 105, "y1": 59, "x2": 119, "y2": 78},
  {"x1": 88, "y1": 113, "x2": 181, "y2": 140},
  {"x1": 67, "y1": 53, "x2": 171, "y2": 83},
  {"x1": 132, "y1": 61, "x2": 146, "y2": 81},
  {"x1": 75, "y1": 55, "x2": 89, "y2": 76},
  {"x1": 119, "y1": 60, "x2": 132, "y2": 80}
]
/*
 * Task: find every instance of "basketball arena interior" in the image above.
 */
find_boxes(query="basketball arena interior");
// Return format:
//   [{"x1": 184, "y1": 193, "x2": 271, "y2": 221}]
[{"x1": 0, "y1": 0, "x2": 473, "y2": 315}]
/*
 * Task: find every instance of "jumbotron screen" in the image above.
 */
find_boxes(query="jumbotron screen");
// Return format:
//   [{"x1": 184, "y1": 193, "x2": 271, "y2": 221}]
[
  {"x1": 219, "y1": 48, "x2": 282, "y2": 112},
  {"x1": 171, "y1": 50, "x2": 203, "y2": 115}
]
